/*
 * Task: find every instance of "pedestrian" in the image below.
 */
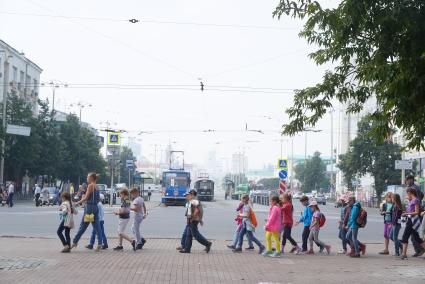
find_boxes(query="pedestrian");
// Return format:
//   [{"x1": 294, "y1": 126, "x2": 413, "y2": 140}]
[
  {"x1": 400, "y1": 187, "x2": 425, "y2": 260},
  {"x1": 295, "y1": 196, "x2": 322, "y2": 253},
  {"x1": 34, "y1": 184, "x2": 41, "y2": 207},
  {"x1": 180, "y1": 189, "x2": 212, "y2": 253},
  {"x1": 227, "y1": 198, "x2": 254, "y2": 250},
  {"x1": 233, "y1": 194, "x2": 265, "y2": 254},
  {"x1": 308, "y1": 201, "x2": 331, "y2": 255},
  {"x1": 6, "y1": 182, "x2": 14, "y2": 207},
  {"x1": 389, "y1": 193, "x2": 403, "y2": 257},
  {"x1": 147, "y1": 188, "x2": 152, "y2": 201},
  {"x1": 344, "y1": 196, "x2": 366, "y2": 256},
  {"x1": 405, "y1": 175, "x2": 425, "y2": 257},
  {"x1": 263, "y1": 195, "x2": 282, "y2": 257},
  {"x1": 113, "y1": 188, "x2": 136, "y2": 251},
  {"x1": 176, "y1": 196, "x2": 191, "y2": 252},
  {"x1": 86, "y1": 194, "x2": 108, "y2": 250},
  {"x1": 57, "y1": 192, "x2": 75, "y2": 253},
  {"x1": 346, "y1": 196, "x2": 366, "y2": 258},
  {"x1": 71, "y1": 173, "x2": 103, "y2": 252},
  {"x1": 280, "y1": 192, "x2": 300, "y2": 254},
  {"x1": 337, "y1": 197, "x2": 349, "y2": 254},
  {"x1": 70, "y1": 183, "x2": 75, "y2": 199},
  {"x1": 41, "y1": 186, "x2": 49, "y2": 206},
  {"x1": 379, "y1": 192, "x2": 394, "y2": 255},
  {"x1": 130, "y1": 187, "x2": 147, "y2": 250}
]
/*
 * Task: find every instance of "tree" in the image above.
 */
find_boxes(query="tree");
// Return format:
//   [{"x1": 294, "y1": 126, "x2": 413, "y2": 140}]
[
  {"x1": 274, "y1": 1, "x2": 425, "y2": 150},
  {"x1": 337, "y1": 116, "x2": 401, "y2": 201},
  {"x1": 1, "y1": 92, "x2": 41, "y2": 183},
  {"x1": 294, "y1": 151, "x2": 328, "y2": 192}
]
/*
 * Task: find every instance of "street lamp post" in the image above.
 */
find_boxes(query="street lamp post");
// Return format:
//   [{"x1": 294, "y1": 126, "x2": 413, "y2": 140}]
[
  {"x1": 41, "y1": 80, "x2": 68, "y2": 111},
  {"x1": 70, "y1": 101, "x2": 92, "y2": 122}
]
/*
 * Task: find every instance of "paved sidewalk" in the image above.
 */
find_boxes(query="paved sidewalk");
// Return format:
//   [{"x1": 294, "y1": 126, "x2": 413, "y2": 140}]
[{"x1": 1, "y1": 237, "x2": 424, "y2": 284}]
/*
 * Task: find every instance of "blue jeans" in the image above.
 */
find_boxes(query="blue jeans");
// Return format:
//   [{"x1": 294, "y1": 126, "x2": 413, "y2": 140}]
[
  {"x1": 346, "y1": 228, "x2": 359, "y2": 254},
  {"x1": 232, "y1": 224, "x2": 253, "y2": 247},
  {"x1": 185, "y1": 221, "x2": 210, "y2": 252},
  {"x1": 390, "y1": 224, "x2": 401, "y2": 254},
  {"x1": 7, "y1": 192, "x2": 14, "y2": 207},
  {"x1": 237, "y1": 226, "x2": 263, "y2": 249},
  {"x1": 180, "y1": 225, "x2": 188, "y2": 248},
  {"x1": 89, "y1": 220, "x2": 108, "y2": 247},
  {"x1": 338, "y1": 226, "x2": 348, "y2": 251},
  {"x1": 73, "y1": 206, "x2": 102, "y2": 245}
]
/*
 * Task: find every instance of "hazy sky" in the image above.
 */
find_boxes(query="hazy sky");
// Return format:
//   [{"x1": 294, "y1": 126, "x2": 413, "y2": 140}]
[{"x1": 1, "y1": 0, "x2": 341, "y2": 169}]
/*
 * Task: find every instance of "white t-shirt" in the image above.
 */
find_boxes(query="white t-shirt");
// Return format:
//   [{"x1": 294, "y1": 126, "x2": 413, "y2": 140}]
[
  {"x1": 132, "y1": 196, "x2": 145, "y2": 217},
  {"x1": 8, "y1": 184, "x2": 14, "y2": 194},
  {"x1": 35, "y1": 186, "x2": 41, "y2": 194}
]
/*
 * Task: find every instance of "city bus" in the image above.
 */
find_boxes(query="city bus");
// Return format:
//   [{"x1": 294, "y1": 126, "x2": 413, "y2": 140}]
[
  {"x1": 161, "y1": 170, "x2": 191, "y2": 206},
  {"x1": 194, "y1": 179, "x2": 214, "y2": 201}
]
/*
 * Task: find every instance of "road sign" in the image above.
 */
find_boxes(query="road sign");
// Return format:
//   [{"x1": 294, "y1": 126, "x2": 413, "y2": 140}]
[
  {"x1": 6, "y1": 124, "x2": 31, "y2": 136},
  {"x1": 107, "y1": 132, "x2": 121, "y2": 145},
  {"x1": 395, "y1": 160, "x2": 412, "y2": 170},
  {"x1": 126, "y1": 159, "x2": 134, "y2": 169},
  {"x1": 279, "y1": 170, "x2": 288, "y2": 180},
  {"x1": 278, "y1": 158, "x2": 288, "y2": 170},
  {"x1": 279, "y1": 180, "x2": 286, "y2": 193}
]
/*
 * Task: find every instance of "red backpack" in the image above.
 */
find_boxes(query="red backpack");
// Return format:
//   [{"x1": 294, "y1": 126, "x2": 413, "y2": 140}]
[
  {"x1": 356, "y1": 208, "x2": 368, "y2": 228},
  {"x1": 319, "y1": 213, "x2": 326, "y2": 227}
]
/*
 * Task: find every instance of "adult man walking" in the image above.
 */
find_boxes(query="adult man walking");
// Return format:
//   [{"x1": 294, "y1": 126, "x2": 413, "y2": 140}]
[
  {"x1": 34, "y1": 184, "x2": 41, "y2": 206},
  {"x1": 7, "y1": 182, "x2": 14, "y2": 207},
  {"x1": 179, "y1": 189, "x2": 212, "y2": 254}
]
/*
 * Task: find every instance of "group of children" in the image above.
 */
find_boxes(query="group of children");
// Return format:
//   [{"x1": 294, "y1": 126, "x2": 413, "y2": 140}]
[
  {"x1": 228, "y1": 193, "x2": 331, "y2": 258},
  {"x1": 376, "y1": 189, "x2": 425, "y2": 260},
  {"x1": 57, "y1": 186, "x2": 147, "y2": 253}
]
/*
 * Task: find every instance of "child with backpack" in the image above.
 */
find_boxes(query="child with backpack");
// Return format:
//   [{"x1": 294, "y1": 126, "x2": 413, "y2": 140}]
[
  {"x1": 233, "y1": 194, "x2": 265, "y2": 254},
  {"x1": 263, "y1": 195, "x2": 282, "y2": 257},
  {"x1": 296, "y1": 196, "x2": 322, "y2": 253},
  {"x1": 379, "y1": 192, "x2": 393, "y2": 255},
  {"x1": 346, "y1": 196, "x2": 367, "y2": 258},
  {"x1": 57, "y1": 192, "x2": 75, "y2": 253},
  {"x1": 280, "y1": 193, "x2": 300, "y2": 254},
  {"x1": 338, "y1": 197, "x2": 349, "y2": 254},
  {"x1": 227, "y1": 198, "x2": 253, "y2": 250},
  {"x1": 308, "y1": 201, "x2": 330, "y2": 255}
]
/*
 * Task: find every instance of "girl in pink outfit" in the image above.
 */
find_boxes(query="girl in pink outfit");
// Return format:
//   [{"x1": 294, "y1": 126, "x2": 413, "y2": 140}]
[{"x1": 263, "y1": 196, "x2": 282, "y2": 257}]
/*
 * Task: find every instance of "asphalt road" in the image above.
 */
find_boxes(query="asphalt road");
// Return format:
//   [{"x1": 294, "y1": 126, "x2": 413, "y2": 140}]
[{"x1": 0, "y1": 190, "x2": 385, "y2": 244}]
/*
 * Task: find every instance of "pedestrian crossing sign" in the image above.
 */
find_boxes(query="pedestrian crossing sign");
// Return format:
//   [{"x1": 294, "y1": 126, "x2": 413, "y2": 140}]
[
  {"x1": 278, "y1": 158, "x2": 288, "y2": 170},
  {"x1": 108, "y1": 132, "x2": 121, "y2": 145}
]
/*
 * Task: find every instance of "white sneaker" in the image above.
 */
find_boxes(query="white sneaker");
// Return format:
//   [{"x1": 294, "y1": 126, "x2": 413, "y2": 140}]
[{"x1": 338, "y1": 249, "x2": 347, "y2": 254}]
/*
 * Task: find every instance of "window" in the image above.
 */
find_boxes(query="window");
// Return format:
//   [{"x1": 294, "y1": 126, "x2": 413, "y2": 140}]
[
  {"x1": 33, "y1": 79, "x2": 38, "y2": 93},
  {"x1": 12, "y1": 66, "x2": 17, "y2": 82},
  {"x1": 19, "y1": 71, "x2": 24, "y2": 90},
  {"x1": 26, "y1": 75, "x2": 31, "y2": 88}
]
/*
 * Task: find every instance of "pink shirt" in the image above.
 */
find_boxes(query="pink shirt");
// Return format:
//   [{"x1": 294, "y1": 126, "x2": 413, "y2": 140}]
[{"x1": 265, "y1": 205, "x2": 282, "y2": 232}]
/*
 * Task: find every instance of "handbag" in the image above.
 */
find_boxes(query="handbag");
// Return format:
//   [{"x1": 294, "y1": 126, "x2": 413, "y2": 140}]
[{"x1": 83, "y1": 188, "x2": 96, "y2": 223}]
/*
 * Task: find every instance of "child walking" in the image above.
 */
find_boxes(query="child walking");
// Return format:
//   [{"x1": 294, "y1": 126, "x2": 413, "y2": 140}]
[
  {"x1": 379, "y1": 192, "x2": 393, "y2": 255},
  {"x1": 227, "y1": 198, "x2": 254, "y2": 250},
  {"x1": 389, "y1": 193, "x2": 403, "y2": 256},
  {"x1": 86, "y1": 194, "x2": 108, "y2": 250},
  {"x1": 233, "y1": 194, "x2": 265, "y2": 254},
  {"x1": 296, "y1": 196, "x2": 322, "y2": 253},
  {"x1": 263, "y1": 195, "x2": 282, "y2": 257},
  {"x1": 113, "y1": 188, "x2": 136, "y2": 251},
  {"x1": 130, "y1": 187, "x2": 147, "y2": 250},
  {"x1": 308, "y1": 201, "x2": 331, "y2": 255},
  {"x1": 57, "y1": 192, "x2": 74, "y2": 253},
  {"x1": 281, "y1": 193, "x2": 300, "y2": 254}
]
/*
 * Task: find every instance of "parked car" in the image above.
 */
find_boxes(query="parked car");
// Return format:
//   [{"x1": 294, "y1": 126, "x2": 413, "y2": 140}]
[
  {"x1": 292, "y1": 192, "x2": 302, "y2": 199},
  {"x1": 315, "y1": 194, "x2": 327, "y2": 205},
  {"x1": 41, "y1": 187, "x2": 59, "y2": 206}
]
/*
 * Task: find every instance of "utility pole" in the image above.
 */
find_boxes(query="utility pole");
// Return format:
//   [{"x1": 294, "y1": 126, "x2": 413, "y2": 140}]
[{"x1": 330, "y1": 109, "x2": 334, "y2": 194}]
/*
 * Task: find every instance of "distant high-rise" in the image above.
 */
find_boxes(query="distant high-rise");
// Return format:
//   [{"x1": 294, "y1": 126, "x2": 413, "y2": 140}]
[{"x1": 231, "y1": 152, "x2": 248, "y2": 174}]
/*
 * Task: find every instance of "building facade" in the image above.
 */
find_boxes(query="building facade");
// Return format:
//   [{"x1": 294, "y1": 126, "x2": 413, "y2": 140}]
[{"x1": 0, "y1": 39, "x2": 42, "y2": 115}]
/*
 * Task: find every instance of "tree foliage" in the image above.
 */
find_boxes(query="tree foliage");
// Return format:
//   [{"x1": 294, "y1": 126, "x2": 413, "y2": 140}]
[
  {"x1": 294, "y1": 151, "x2": 328, "y2": 192},
  {"x1": 338, "y1": 116, "x2": 401, "y2": 200},
  {"x1": 257, "y1": 178, "x2": 280, "y2": 190},
  {"x1": 0, "y1": 93, "x2": 105, "y2": 186},
  {"x1": 274, "y1": 0, "x2": 425, "y2": 150}
]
